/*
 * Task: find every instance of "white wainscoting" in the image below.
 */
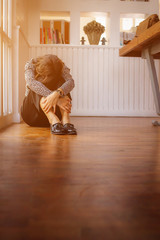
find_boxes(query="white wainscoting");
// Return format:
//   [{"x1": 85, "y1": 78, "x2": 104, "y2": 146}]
[{"x1": 29, "y1": 45, "x2": 160, "y2": 117}]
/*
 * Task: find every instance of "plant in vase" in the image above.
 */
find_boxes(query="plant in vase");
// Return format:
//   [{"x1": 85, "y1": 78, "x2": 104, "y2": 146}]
[{"x1": 83, "y1": 20, "x2": 105, "y2": 45}]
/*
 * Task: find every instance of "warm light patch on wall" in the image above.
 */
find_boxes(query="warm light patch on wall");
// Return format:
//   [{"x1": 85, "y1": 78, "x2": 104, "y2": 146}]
[{"x1": 40, "y1": 11, "x2": 70, "y2": 21}]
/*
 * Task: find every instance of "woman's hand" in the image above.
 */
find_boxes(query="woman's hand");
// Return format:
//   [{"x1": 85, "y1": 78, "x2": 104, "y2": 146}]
[
  {"x1": 41, "y1": 91, "x2": 60, "y2": 113},
  {"x1": 57, "y1": 96, "x2": 72, "y2": 113}
]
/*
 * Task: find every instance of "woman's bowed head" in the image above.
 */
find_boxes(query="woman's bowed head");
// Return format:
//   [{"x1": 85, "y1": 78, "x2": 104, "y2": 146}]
[{"x1": 21, "y1": 54, "x2": 77, "y2": 135}]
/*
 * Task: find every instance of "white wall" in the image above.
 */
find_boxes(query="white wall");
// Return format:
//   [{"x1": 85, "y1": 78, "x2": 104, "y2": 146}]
[
  {"x1": 28, "y1": 0, "x2": 159, "y2": 46},
  {"x1": 16, "y1": 0, "x2": 29, "y2": 37}
]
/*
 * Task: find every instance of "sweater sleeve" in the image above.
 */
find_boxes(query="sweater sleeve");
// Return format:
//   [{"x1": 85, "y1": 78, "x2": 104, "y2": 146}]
[
  {"x1": 60, "y1": 65, "x2": 75, "y2": 95},
  {"x1": 25, "y1": 59, "x2": 52, "y2": 97}
]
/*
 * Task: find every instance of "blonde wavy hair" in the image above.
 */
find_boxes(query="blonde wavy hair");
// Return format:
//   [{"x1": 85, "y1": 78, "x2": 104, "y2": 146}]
[{"x1": 34, "y1": 54, "x2": 64, "y2": 84}]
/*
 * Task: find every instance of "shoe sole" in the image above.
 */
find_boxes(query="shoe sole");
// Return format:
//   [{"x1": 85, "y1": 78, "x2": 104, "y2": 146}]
[
  {"x1": 51, "y1": 131, "x2": 66, "y2": 135},
  {"x1": 65, "y1": 131, "x2": 77, "y2": 135}
]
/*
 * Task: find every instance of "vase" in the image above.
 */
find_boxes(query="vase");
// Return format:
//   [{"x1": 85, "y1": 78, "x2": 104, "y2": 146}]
[{"x1": 87, "y1": 32, "x2": 102, "y2": 45}]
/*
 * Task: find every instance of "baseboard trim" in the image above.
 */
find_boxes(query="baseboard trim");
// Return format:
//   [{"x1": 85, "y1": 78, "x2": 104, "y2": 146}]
[{"x1": 13, "y1": 113, "x2": 21, "y2": 123}]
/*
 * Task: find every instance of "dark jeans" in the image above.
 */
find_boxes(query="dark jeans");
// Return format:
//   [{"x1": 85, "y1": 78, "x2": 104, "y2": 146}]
[{"x1": 21, "y1": 91, "x2": 62, "y2": 127}]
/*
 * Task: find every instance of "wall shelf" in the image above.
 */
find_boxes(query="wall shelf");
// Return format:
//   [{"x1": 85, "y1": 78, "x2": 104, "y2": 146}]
[{"x1": 40, "y1": 12, "x2": 70, "y2": 44}]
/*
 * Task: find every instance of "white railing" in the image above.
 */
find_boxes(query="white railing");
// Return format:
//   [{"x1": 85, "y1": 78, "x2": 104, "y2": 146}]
[
  {"x1": 18, "y1": 29, "x2": 30, "y2": 119},
  {"x1": 29, "y1": 44, "x2": 160, "y2": 117},
  {"x1": 12, "y1": 27, "x2": 30, "y2": 123},
  {"x1": 0, "y1": 0, "x2": 13, "y2": 129}
]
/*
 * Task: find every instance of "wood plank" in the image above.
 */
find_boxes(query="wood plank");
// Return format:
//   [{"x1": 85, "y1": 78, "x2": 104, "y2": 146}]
[
  {"x1": 119, "y1": 21, "x2": 160, "y2": 58},
  {"x1": 0, "y1": 117, "x2": 160, "y2": 239}
]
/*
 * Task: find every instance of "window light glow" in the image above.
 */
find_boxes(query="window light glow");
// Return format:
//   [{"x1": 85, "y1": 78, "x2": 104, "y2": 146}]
[{"x1": 122, "y1": 18, "x2": 133, "y2": 31}]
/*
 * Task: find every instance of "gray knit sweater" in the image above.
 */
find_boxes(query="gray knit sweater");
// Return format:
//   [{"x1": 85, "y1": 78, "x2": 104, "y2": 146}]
[{"x1": 24, "y1": 58, "x2": 75, "y2": 97}]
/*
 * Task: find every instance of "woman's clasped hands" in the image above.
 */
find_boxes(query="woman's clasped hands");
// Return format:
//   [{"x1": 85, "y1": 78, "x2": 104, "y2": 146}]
[{"x1": 41, "y1": 91, "x2": 72, "y2": 114}]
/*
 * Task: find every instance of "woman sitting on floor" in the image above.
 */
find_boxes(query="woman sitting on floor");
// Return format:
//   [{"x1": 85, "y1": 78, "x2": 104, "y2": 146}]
[{"x1": 21, "y1": 54, "x2": 77, "y2": 135}]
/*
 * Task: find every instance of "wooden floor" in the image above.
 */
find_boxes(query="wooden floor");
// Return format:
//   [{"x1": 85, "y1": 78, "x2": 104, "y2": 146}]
[{"x1": 0, "y1": 117, "x2": 160, "y2": 240}]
